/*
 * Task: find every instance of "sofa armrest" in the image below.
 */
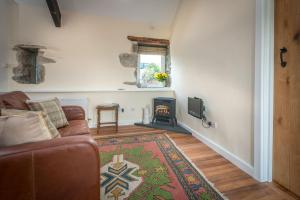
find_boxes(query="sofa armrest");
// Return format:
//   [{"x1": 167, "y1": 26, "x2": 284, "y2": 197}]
[
  {"x1": 62, "y1": 105, "x2": 85, "y2": 121},
  {"x1": 0, "y1": 136, "x2": 100, "y2": 200}
]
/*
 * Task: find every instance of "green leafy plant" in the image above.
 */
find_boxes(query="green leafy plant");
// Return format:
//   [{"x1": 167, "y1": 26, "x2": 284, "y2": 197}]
[{"x1": 142, "y1": 63, "x2": 161, "y2": 82}]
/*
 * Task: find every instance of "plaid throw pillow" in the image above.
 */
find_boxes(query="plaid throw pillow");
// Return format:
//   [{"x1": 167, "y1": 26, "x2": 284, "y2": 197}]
[
  {"x1": 26, "y1": 98, "x2": 69, "y2": 129},
  {"x1": 1, "y1": 109, "x2": 61, "y2": 139}
]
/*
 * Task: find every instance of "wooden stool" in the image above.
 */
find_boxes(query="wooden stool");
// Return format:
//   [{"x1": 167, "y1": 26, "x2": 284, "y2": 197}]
[{"x1": 96, "y1": 104, "x2": 119, "y2": 134}]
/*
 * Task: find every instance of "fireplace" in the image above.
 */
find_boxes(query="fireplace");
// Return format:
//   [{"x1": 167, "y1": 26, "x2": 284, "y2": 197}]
[{"x1": 152, "y1": 97, "x2": 177, "y2": 126}]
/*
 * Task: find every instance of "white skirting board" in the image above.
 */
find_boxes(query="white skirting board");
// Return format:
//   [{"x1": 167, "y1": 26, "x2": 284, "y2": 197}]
[{"x1": 178, "y1": 122, "x2": 255, "y2": 179}]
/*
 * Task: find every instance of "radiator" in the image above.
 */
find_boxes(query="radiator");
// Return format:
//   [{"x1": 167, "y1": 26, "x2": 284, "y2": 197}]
[{"x1": 59, "y1": 98, "x2": 89, "y2": 120}]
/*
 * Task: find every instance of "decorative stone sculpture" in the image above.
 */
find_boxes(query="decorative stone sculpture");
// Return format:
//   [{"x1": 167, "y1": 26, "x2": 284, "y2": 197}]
[
  {"x1": 119, "y1": 53, "x2": 138, "y2": 68},
  {"x1": 119, "y1": 53, "x2": 139, "y2": 86},
  {"x1": 12, "y1": 44, "x2": 55, "y2": 84}
]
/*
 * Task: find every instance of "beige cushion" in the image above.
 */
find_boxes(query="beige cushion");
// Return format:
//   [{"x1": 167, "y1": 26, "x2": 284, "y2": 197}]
[
  {"x1": 26, "y1": 98, "x2": 69, "y2": 129},
  {"x1": 1, "y1": 109, "x2": 60, "y2": 139},
  {"x1": 0, "y1": 112, "x2": 52, "y2": 147}
]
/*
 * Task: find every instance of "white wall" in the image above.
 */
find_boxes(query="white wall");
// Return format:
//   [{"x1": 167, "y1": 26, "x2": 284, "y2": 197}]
[
  {"x1": 7, "y1": 1, "x2": 174, "y2": 124},
  {"x1": 9, "y1": 2, "x2": 172, "y2": 91},
  {"x1": 171, "y1": 0, "x2": 256, "y2": 166},
  {"x1": 0, "y1": 0, "x2": 17, "y2": 92},
  {"x1": 27, "y1": 91, "x2": 173, "y2": 127}
]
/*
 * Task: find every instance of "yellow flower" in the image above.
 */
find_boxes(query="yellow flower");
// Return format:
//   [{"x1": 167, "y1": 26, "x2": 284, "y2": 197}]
[{"x1": 153, "y1": 72, "x2": 168, "y2": 82}]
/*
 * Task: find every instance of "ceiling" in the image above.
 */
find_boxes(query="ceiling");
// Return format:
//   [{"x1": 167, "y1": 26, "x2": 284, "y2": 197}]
[{"x1": 15, "y1": 0, "x2": 181, "y2": 26}]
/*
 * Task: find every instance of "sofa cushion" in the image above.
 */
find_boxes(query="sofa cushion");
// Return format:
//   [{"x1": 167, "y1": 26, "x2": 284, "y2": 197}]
[
  {"x1": 0, "y1": 91, "x2": 30, "y2": 110},
  {"x1": 27, "y1": 98, "x2": 69, "y2": 129},
  {"x1": 58, "y1": 120, "x2": 89, "y2": 137},
  {"x1": 1, "y1": 109, "x2": 60, "y2": 139},
  {"x1": 0, "y1": 112, "x2": 52, "y2": 147}
]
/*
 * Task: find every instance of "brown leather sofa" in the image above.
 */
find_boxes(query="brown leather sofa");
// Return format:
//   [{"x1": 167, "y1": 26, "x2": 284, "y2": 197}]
[{"x1": 0, "y1": 91, "x2": 100, "y2": 200}]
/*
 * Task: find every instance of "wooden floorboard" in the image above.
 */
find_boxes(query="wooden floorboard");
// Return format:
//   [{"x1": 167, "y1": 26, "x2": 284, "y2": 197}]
[{"x1": 92, "y1": 125, "x2": 299, "y2": 200}]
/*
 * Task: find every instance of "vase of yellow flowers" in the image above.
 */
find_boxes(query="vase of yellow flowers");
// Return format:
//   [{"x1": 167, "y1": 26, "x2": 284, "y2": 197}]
[{"x1": 154, "y1": 72, "x2": 168, "y2": 82}]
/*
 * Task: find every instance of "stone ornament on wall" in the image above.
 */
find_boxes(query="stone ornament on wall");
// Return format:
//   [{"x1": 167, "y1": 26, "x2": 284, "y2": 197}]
[
  {"x1": 12, "y1": 44, "x2": 55, "y2": 84},
  {"x1": 119, "y1": 53, "x2": 138, "y2": 68},
  {"x1": 119, "y1": 52, "x2": 139, "y2": 86}
]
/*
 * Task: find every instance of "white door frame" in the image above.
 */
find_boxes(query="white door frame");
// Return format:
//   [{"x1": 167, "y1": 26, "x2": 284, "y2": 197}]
[{"x1": 254, "y1": 0, "x2": 274, "y2": 182}]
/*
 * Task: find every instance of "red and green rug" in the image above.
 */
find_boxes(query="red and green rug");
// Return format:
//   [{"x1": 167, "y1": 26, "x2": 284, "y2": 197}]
[{"x1": 97, "y1": 133, "x2": 226, "y2": 200}]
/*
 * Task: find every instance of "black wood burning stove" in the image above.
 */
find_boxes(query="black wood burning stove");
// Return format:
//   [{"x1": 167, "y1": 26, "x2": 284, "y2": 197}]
[{"x1": 152, "y1": 97, "x2": 177, "y2": 126}]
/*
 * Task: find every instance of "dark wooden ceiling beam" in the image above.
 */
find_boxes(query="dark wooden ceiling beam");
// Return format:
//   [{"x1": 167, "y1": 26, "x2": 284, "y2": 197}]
[
  {"x1": 127, "y1": 36, "x2": 170, "y2": 46},
  {"x1": 46, "y1": 0, "x2": 61, "y2": 27}
]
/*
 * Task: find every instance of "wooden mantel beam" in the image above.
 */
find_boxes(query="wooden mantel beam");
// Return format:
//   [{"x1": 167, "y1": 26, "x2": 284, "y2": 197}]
[
  {"x1": 127, "y1": 36, "x2": 170, "y2": 46},
  {"x1": 46, "y1": 0, "x2": 61, "y2": 27}
]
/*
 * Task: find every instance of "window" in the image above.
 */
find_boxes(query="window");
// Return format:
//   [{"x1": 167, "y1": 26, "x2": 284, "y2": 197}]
[
  {"x1": 138, "y1": 54, "x2": 166, "y2": 88},
  {"x1": 137, "y1": 46, "x2": 167, "y2": 88}
]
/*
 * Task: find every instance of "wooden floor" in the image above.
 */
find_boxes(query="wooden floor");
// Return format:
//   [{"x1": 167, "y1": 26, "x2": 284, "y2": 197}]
[{"x1": 92, "y1": 125, "x2": 299, "y2": 200}]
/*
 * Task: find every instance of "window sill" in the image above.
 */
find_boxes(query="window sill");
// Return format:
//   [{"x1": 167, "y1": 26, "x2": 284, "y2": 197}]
[{"x1": 23, "y1": 88, "x2": 174, "y2": 93}]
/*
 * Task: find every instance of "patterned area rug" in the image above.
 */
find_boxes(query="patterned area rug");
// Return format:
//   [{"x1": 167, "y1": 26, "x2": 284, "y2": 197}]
[{"x1": 96, "y1": 133, "x2": 226, "y2": 200}]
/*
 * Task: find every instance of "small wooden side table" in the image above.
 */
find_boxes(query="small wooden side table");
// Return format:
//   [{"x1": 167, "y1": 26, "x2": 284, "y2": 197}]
[{"x1": 96, "y1": 104, "x2": 119, "y2": 134}]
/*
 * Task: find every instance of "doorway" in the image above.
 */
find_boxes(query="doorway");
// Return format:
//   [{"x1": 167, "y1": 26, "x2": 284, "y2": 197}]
[{"x1": 273, "y1": 0, "x2": 300, "y2": 196}]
